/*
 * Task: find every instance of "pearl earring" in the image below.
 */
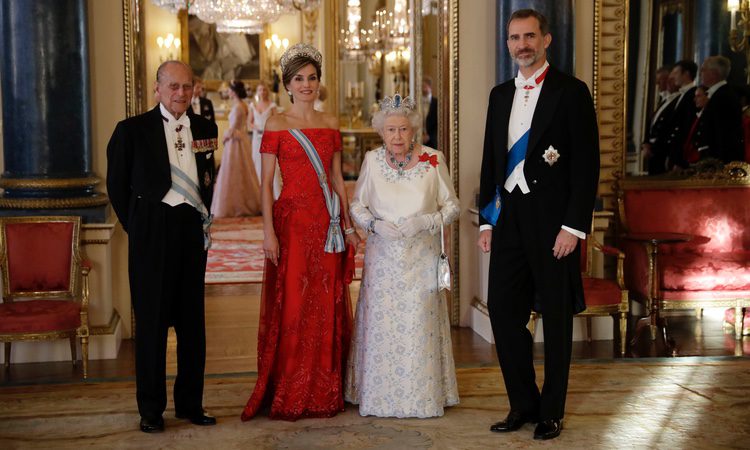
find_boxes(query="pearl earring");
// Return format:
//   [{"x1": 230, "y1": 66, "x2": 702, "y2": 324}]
[{"x1": 287, "y1": 91, "x2": 292, "y2": 96}]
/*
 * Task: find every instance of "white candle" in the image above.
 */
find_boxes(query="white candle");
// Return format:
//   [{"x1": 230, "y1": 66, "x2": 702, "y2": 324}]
[{"x1": 732, "y1": 10, "x2": 737, "y2": 31}]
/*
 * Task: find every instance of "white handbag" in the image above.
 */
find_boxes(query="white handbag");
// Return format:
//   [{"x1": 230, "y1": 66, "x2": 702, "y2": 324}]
[{"x1": 438, "y1": 221, "x2": 451, "y2": 291}]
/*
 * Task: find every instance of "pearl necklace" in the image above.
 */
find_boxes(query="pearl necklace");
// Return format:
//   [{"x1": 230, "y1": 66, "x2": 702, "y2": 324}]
[{"x1": 386, "y1": 142, "x2": 415, "y2": 177}]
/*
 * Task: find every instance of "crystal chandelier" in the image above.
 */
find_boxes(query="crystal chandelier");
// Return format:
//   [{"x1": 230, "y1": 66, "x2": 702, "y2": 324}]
[
  {"x1": 150, "y1": 0, "x2": 190, "y2": 13},
  {"x1": 151, "y1": 0, "x2": 322, "y2": 34}
]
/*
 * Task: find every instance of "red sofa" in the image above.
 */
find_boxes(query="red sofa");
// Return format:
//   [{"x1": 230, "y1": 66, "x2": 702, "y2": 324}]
[{"x1": 619, "y1": 177, "x2": 750, "y2": 340}]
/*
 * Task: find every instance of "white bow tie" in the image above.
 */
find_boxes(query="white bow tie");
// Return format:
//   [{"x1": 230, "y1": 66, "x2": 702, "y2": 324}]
[
  {"x1": 166, "y1": 113, "x2": 191, "y2": 131},
  {"x1": 515, "y1": 77, "x2": 538, "y2": 90}
]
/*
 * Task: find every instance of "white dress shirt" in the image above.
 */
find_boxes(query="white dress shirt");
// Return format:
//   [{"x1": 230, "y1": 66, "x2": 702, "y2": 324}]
[
  {"x1": 159, "y1": 103, "x2": 200, "y2": 207},
  {"x1": 191, "y1": 96, "x2": 201, "y2": 115}
]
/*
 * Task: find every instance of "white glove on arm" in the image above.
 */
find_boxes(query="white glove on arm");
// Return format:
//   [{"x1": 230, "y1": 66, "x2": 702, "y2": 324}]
[
  {"x1": 373, "y1": 220, "x2": 403, "y2": 240},
  {"x1": 399, "y1": 213, "x2": 440, "y2": 238}
]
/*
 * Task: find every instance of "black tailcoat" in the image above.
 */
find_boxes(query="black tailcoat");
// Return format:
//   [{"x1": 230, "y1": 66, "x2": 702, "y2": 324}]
[
  {"x1": 478, "y1": 66, "x2": 599, "y2": 421},
  {"x1": 106, "y1": 105, "x2": 218, "y2": 419}
]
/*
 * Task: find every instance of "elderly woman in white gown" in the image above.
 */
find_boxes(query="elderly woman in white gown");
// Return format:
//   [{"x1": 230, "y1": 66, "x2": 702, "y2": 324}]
[{"x1": 345, "y1": 94, "x2": 460, "y2": 418}]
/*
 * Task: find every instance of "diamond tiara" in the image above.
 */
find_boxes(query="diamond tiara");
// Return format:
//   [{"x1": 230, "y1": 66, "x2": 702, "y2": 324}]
[
  {"x1": 379, "y1": 93, "x2": 416, "y2": 113},
  {"x1": 279, "y1": 43, "x2": 323, "y2": 73}
]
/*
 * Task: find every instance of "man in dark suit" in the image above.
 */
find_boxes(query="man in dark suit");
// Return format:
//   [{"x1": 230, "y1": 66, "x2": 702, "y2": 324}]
[
  {"x1": 693, "y1": 55, "x2": 744, "y2": 163},
  {"x1": 477, "y1": 9, "x2": 599, "y2": 440},
  {"x1": 191, "y1": 77, "x2": 216, "y2": 123},
  {"x1": 664, "y1": 60, "x2": 698, "y2": 169},
  {"x1": 107, "y1": 61, "x2": 218, "y2": 433},
  {"x1": 422, "y1": 76, "x2": 438, "y2": 149},
  {"x1": 642, "y1": 66, "x2": 679, "y2": 174}
]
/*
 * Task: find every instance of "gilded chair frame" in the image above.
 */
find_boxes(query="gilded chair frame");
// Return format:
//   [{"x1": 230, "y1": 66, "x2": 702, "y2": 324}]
[
  {"x1": 0, "y1": 216, "x2": 91, "y2": 378},
  {"x1": 529, "y1": 229, "x2": 629, "y2": 356}
]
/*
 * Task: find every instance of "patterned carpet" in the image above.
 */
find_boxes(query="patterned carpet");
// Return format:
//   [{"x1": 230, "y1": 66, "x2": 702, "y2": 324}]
[
  {"x1": 1, "y1": 359, "x2": 749, "y2": 448},
  {"x1": 206, "y1": 216, "x2": 365, "y2": 284}
]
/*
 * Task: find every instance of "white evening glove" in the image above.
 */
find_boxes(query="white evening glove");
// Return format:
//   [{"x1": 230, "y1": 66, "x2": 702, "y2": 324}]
[
  {"x1": 373, "y1": 220, "x2": 403, "y2": 240},
  {"x1": 399, "y1": 213, "x2": 437, "y2": 238}
]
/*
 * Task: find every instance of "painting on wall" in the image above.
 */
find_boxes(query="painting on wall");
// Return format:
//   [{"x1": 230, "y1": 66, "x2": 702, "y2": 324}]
[{"x1": 187, "y1": 14, "x2": 262, "y2": 85}]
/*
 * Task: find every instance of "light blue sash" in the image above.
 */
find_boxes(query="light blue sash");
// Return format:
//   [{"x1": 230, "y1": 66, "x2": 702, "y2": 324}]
[
  {"x1": 289, "y1": 129, "x2": 345, "y2": 253},
  {"x1": 480, "y1": 129, "x2": 530, "y2": 226},
  {"x1": 170, "y1": 164, "x2": 213, "y2": 250}
]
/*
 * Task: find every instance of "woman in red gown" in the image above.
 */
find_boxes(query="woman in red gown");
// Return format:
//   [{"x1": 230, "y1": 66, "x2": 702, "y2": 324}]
[{"x1": 241, "y1": 43, "x2": 360, "y2": 421}]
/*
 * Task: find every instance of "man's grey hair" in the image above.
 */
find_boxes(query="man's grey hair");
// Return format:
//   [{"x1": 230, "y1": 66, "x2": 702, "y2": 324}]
[
  {"x1": 156, "y1": 60, "x2": 193, "y2": 82},
  {"x1": 703, "y1": 55, "x2": 731, "y2": 81}
]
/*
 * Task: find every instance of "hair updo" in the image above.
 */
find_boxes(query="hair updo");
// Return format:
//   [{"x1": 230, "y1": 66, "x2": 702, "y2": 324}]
[{"x1": 229, "y1": 80, "x2": 247, "y2": 99}]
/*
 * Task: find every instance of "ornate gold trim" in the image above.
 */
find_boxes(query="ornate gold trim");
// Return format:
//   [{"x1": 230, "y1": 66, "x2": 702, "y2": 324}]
[
  {"x1": 0, "y1": 176, "x2": 101, "y2": 190},
  {"x1": 90, "y1": 310, "x2": 121, "y2": 336},
  {"x1": 0, "y1": 194, "x2": 109, "y2": 209},
  {"x1": 123, "y1": 0, "x2": 147, "y2": 118},
  {"x1": 622, "y1": 161, "x2": 750, "y2": 189},
  {"x1": 472, "y1": 296, "x2": 488, "y2": 316},
  {"x1": 448, "y1": 0, "x2": 460, "y2": 326},
  {"x1": 82, "y1": 239, "x2": 111, "y2": 245},
  {"x1": 661, "y1": 298, "x2": 750, "y2": 310},
  {"x1": 324, "y1": 0, "x2": 339, "y2": 119},
  {"x1": 302, "y1": 9, "x2": 319, "y2": 44},
  {"x1": 0, "y1": 329, "x2": 78, "y2": 342},
  {"x1": 594, "y1": 0, "x2": 628, "y2": 213}
]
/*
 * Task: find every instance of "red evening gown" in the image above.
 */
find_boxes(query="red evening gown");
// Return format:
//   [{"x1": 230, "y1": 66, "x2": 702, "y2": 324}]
[{"x1": 241, "y1": 128, "x2": 352, "y2": 421}]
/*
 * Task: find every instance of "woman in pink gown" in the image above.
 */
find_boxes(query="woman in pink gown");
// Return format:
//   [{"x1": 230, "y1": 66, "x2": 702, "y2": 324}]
[
  {"x1": 210, "y1": 80, "x2": 262, "y2": 217},
  {"x1": 241, "y1": 43, "x2": 360, "y2": 421}
]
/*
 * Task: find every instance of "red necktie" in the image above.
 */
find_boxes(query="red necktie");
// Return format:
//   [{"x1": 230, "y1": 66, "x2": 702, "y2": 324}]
[{"x1": 682, "y1": 116, "x2": 701, "y2": 164}]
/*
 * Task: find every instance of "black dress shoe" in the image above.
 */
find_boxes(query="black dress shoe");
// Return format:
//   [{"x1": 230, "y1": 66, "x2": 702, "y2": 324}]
[
  {"x1": 490, "y1": 410, "x2": 539, "y2": 433},
  {"x1": 139, "y1": 416, "x2": 165, "y2": 433},
  {"x1": 534, "y1": 419, "x2": 562, "y2": 440},
  {"x1": 175, "y1": 410, "x2": 217, "y2": 426}
]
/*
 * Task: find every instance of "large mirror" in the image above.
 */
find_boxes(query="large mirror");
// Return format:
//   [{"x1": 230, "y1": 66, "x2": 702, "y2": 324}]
[
  {"x1": 626, "y1": 0, "x2": 749, "y2": 179},
  {"x1": 329, "y1": 0, "x2": 459, "y2": 321}
]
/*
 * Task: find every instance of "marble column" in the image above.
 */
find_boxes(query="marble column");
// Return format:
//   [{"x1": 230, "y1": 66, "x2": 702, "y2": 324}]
[
  {"x1": 0, "y1": 0, "x2": 108, "y2": 222},
  {"x1": 495, "y1": 0, "x2": 575, "y2": 84}
]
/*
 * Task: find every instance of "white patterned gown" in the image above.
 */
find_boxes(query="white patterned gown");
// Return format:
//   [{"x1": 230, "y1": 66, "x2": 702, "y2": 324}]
[{"x1": 345, "y1": 146, "x2": 460, "y2": 418}]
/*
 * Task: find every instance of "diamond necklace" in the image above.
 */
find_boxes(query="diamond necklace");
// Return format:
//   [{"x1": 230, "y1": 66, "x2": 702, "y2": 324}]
[{"x1": 386, "y1": 142, "x2": 415, "y2": 177}]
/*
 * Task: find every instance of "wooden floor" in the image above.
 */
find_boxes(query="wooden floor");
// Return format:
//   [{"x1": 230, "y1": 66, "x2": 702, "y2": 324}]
[{"x1": 1, "y1": 281, "x2": 748, "y2": 385}]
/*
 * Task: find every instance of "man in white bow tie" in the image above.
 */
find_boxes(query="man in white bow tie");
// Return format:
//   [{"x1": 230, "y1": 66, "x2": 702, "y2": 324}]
[
  {"x1": 477, "y1": 8, "x2": 600, "y2": 440},
  {"x1": 107, "y1": 61, "x2": 218, "y2": 433}
]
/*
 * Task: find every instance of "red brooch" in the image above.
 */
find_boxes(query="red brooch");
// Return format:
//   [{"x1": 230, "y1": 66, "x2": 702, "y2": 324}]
[{"x1": 419, "y1": 152, "x2": 439, "y2": 167}]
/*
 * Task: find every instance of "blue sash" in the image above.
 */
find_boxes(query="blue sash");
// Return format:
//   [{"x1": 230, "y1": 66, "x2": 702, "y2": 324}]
[
  {"x1": 169, "y1": 164, "x2": 213, "y2": 250},
  {"x1": 289, "y1": 129, "x2": 345, "y2": 253},
  {"x1": 480, "y1": 130, "x2": 530, "y2": 226}
]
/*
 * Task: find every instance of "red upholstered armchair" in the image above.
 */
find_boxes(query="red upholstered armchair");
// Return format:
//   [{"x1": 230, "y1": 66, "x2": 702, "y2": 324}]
[
  {"x1": 530, "y1": 234, "x2": 630, "y2": 356},
  {"x1": 0, "y1": 216, "x2": 91, "y2": 378}
]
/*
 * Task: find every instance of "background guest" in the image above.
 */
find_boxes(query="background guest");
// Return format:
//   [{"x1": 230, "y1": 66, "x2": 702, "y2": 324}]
[
  {"x1": 664, "y1": 60, "x2": 698, "y2": 169},
  {"x1": 642, "y1": 65, "x2": 679, "y2": 174},
  {"x1": 190, "y1": 77, "x2": 215, "y2": 123},
  {"x1": 694, "y1": 55, "x2": 744, "y2": 163},
  {"x1": 211, "y1": 80, "x2": 261, "y2": 217},
  {"x1": 422, "y1": 76, "x2": 438, "y2": 149},
  {"x1": 248, "y1": 81, "x2": 280, "y2": 198},
  {"x1": 681, "y1": 85, "x2": 710, "y2": 165}
]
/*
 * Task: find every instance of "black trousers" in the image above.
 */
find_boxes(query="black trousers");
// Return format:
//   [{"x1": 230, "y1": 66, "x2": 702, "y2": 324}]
[
  {"x1": 487, "y1": 188, "x2": 575, "y2": 421},
  {"x1": 129, "y1": 202, "x2": 207, "y2": 420}
]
